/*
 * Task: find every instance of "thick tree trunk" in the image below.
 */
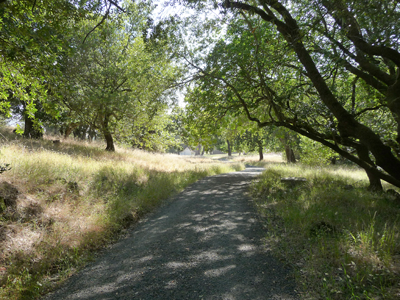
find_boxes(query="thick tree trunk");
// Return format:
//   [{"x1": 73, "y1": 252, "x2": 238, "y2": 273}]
[
  {"x1": 103, "y1": 114, "x2": 115, "y2": 152},
  {"x1": 258, "y1": 141, "x2": 264, "y2": 161},
  {"x1": 23, "y1": 113, "x2": 42, "y2": 139},
  {"x1": 356, "y1": 146, "x2": 383, "y2": 192},
  {"x1": 227, "y1": 139, "x2": 232, "y2": 156},
  {"x1": 285, "y1": 145, "x2": 296, "y2": 163},
  {"x1": 104, "y1": 132, "x2": 115, "y2": 151}
]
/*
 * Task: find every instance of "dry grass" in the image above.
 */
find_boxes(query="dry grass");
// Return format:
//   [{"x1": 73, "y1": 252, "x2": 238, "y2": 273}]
[
  {"x1": 0, "y1": 127, "x2": 245, "y2": 299},
  {"x1": 232, "y1": 153, "x2": 284, "y2": 164},
  {"x1": 251, "y1": 163, "x2": 400, "y2": 299}
]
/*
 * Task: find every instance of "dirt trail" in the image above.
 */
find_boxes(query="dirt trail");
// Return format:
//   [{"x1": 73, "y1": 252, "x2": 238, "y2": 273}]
[{"x1": 43, "y1": 167, "x2": 298, "y2": 300}]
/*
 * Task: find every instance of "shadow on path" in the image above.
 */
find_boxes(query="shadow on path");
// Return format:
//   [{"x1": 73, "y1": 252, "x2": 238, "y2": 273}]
[{"x1": 43, "y1": 167, "x2": 298, "y2": 300}]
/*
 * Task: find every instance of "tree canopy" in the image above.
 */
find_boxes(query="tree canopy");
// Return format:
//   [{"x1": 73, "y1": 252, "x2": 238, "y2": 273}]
[
  {"x1": 2, "y1": 0, "x2": 400, "y2": 190},
  {"x1": 53, "y1": 2, "x2": 181, "y2": 150},
  {"x1": 1, "y1": 0, "x2": 182, "y2": 151},
  {"x1": 179, "y1": 0, "x2": 400, "y2": 190}
]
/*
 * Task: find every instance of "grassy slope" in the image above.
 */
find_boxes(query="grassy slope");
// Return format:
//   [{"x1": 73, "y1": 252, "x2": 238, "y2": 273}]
[
  {"x1": 0, "y1": 129, "x2": 245, "y2": 299},
  {"x1": 250, "y1": 162, "x2": 400, "y2": 299},
  {"x1": 4, "y1": 129, "x2": 398, "y2": 299}
]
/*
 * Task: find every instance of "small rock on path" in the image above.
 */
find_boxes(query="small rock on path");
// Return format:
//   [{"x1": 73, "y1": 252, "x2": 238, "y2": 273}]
[{"x1": 43, "y1": 167, "x2": 298, "y2": 300}]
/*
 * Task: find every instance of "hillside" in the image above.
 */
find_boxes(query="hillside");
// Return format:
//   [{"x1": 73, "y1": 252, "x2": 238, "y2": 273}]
[{"x1": 0, "y1": 128, "x2": 245, "y2": 299}]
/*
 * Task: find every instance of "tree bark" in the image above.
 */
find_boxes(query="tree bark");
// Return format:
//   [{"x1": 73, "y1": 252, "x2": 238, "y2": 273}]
[
  {"x1": 73, "y1": 125, "x2": 89, "y2": 140},
  {"x1": 103, "y1": 114, "x2": 115, "y2": 151},
  {"x1": 104, "y1": 132, "x2": 115, "y2": 151},
  {"x1": 227, "y1": 139, "x2": 232, "y2": 156},
  {"x1": 195, "y1": 144, "x2": 201, "y2": 155},
  {"x1": 257, "y1": 141, "x2": 264, "y2": 161},
  {"x1": 285, "y1": 145, "x2": 296, "y2": 163},
  {"x1": 280, "y1": 135, "x2": 296, "y2": 163},
  {"x1": 88, "y1": 126, "x2": 96, "y2": 141},
  {"x1": 356, "y1": 146, "x2": 383, "y2": 192},
  {"x1": 64, "y1": 122, "x2": 80, "y2": 139},
  {"x1": 23, "y1": 113, "x2": 42, "y2": 139}
]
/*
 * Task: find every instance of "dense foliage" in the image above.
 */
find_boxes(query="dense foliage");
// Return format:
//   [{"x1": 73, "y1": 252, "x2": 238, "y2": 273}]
[
  {"x1": 0, "y1": 0, "x2": 182, "y2": 151},
  {"x1": 2, "y1": 0, "x2": 400, "y2": 189},
  {"x1": 181, "y1": 0, "x2": 400, "y2": 190}
]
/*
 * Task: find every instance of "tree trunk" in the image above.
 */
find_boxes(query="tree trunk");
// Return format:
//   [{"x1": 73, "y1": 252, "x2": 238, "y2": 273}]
[
  {"x1": 88, "y1": 126, "x2": 96, "y2": 142},
  {"x1": 23, "y1": 113, "x2": 42, "y2": 139},
  {"x1": 104, "y1": 132, "x2": 115, "y2": 151},
  {"x1": 195, "y1": 144, "x2": 201, "y2": 155},
  {"x1": 258, "y1": 141, "x2": 264, "y2": 161},
  {"x1": 73, "y1": 125, "x2": 89, "y2": 140},
  {"x1": 280, "y1": 135, "x2": 296, "y2": 163},
  {"x1": 285, "y1": 145, "x2": 296, "y2": 163},
  {"x1": 64, "y1": 122, "x2": 80, "y2": 139},
  {"x1": 103, "y1": 114, "x2": 115, "y2": 151},
  {"x1": 356, "y1": 146, "x2": 383, "y2": 192},
  {"x1": 227, "y1": 139, "x2": 232, "y2": 156}
]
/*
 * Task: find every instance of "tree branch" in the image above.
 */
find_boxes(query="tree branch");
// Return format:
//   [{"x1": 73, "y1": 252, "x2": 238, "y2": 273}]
[
  {"x1": 267, "y1": 121, "x2": 400, "y2": 188},
  {"x1": 82, "y1": 3, "x2": 111, "y2": 45},
  {"x1": 321, "y1": 0, "x2": 400, "y2": 67},
  {"x1": 319, "y1": 32, "x2": 395, "y2": 86},
  {"x1": 107, "y1": 0, "x2": 125, "y2": 12},
  {"x1": 354, "y1": 105, "x2": 385, "y2": 117}
]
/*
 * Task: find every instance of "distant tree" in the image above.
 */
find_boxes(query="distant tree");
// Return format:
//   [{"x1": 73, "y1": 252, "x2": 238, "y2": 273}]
[{"x1": 55, "y1": 2, "x2": 181, "y2": 151}]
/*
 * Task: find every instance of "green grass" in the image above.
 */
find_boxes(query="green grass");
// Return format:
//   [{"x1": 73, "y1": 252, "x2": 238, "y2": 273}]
[
  {"x1": 0, "y1": 129, "x2": 245, "y2": 300},
  {"x1": 250, "y1": 163, "x2": 400, "y2": 299}
]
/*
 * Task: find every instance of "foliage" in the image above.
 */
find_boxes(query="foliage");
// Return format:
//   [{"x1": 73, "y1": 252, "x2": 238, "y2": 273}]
[
  {"x1": 179, "y1": 0, "x2": 400, "y2": 190},
  {"x1": 53, "y1": 2, "x2": 181, "y2": 151},
  {"x1": 299, "y1": 135, "x2": 337, "y2": 166},
  {"x1": 0, "y1": 0, "x2": 90, "y2": 128},
  {"x1": 115, "y1": 106, "x2": 182, "y2": 152}
]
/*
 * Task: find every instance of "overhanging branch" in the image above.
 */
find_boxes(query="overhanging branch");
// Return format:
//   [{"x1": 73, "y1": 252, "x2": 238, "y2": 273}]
[{"x1": 82, "y1": 2, "x2": 111, "y2": 45}]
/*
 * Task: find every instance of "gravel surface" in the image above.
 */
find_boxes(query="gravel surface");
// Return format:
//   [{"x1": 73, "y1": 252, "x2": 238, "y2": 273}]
[{"x1": 43, "y1": 167, "x2": 298, "y2": 300}]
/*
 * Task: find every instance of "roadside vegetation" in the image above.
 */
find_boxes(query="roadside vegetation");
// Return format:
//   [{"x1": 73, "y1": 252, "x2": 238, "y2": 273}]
[
  {"x1": 0, "y1": 128, "x2": 244, "y2": 300},
  {"x1": 250, "y1": 162, "x2": 400, "y2": 299},
  {"x1": 2, "y1": 1, "x2": 400, "y2": 299}
]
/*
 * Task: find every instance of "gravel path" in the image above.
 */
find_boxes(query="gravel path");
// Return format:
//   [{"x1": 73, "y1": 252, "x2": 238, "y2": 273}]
[{"x1": 43, "y1": 167, "x2": 298, "y2": 300}]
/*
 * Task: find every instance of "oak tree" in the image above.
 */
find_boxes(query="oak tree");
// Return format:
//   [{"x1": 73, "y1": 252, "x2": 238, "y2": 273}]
[{"x1": 180, "y1": 0, "x2": 400, "y2": 190}]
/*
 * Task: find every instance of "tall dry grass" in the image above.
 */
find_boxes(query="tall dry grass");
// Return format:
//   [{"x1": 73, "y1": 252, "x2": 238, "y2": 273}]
[
  {"x1": 251, "y1": 163, "x2": 400, "y2": 299},
  {"x1": 0, "y1": 129, "x2": 244, "y2": 299}
]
